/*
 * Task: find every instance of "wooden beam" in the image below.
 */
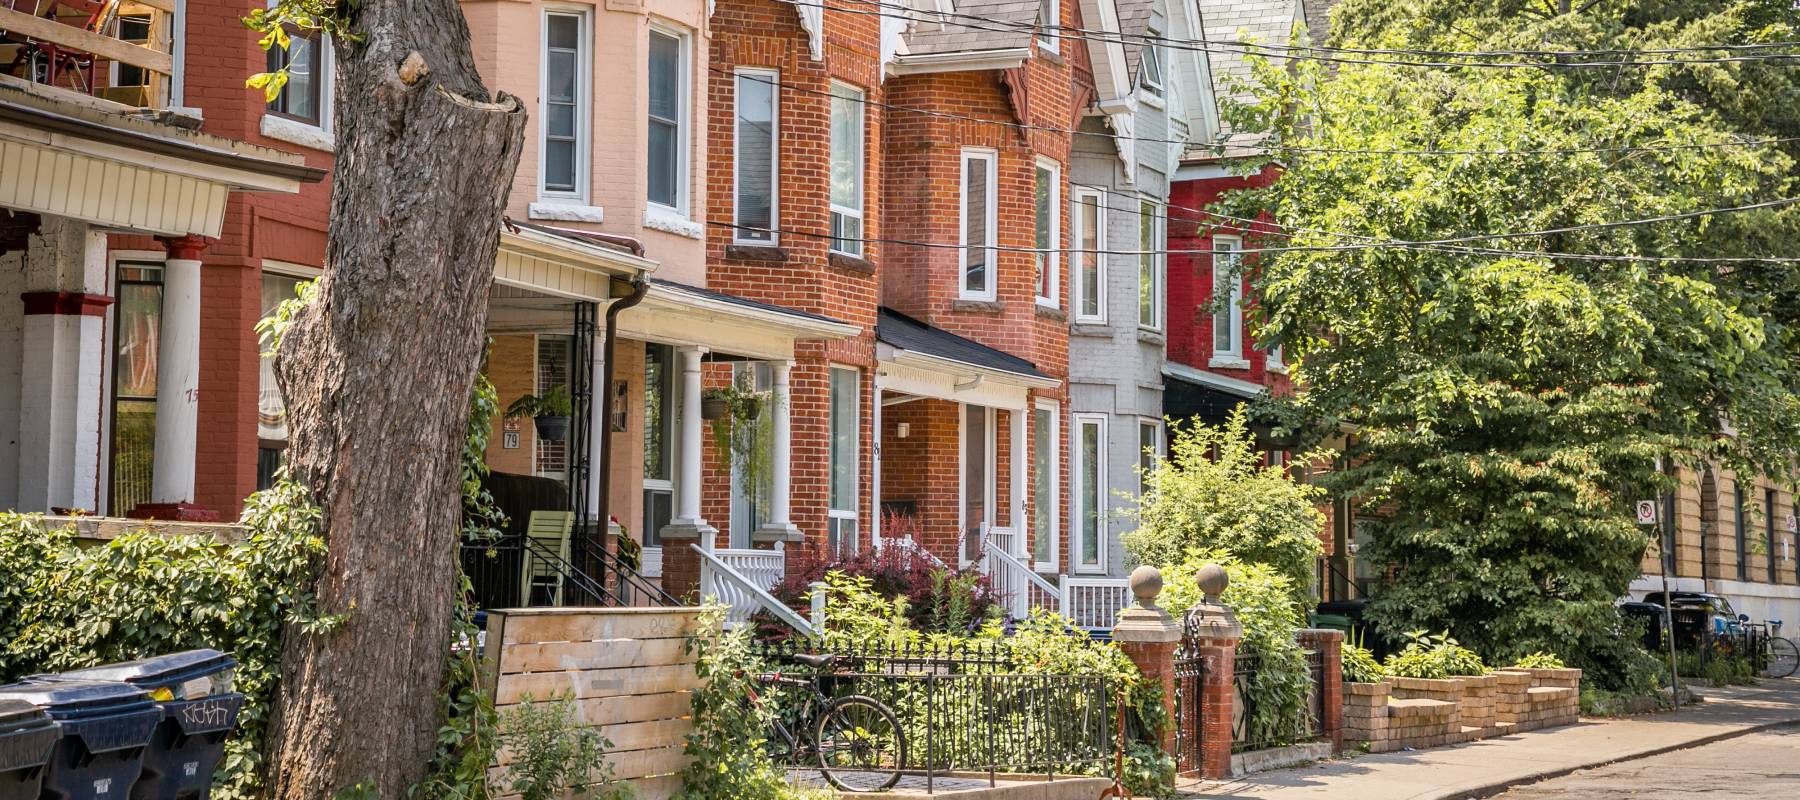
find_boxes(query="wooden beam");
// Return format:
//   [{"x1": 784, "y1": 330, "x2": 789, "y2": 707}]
[
  {"x1": 0, "y1": 7, "x2": 173, "y2": 75},
  {"x1": 120, "y1": 0, "x2": 176, "y2": 14}
]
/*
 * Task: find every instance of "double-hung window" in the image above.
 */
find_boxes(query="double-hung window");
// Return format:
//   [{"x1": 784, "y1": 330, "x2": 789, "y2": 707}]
[
  {"x1": 1072, "y1": 188, "x2": 1105, "y2": 323},
  {"x1": 1038, "y1": 0, "x2": 1060, "y2": 53},
  {"x1": 1138, "y1": 419, "x2": 1163, "y2": 496},
  {"x1": 829, "y1": 83, "x2": 865, "y2": 256},
  {"x1": 1031, "y1": 401, "x2": 1059, "y2": 571},
  {"x1": 1138, "y1": 199, "x2": 1163, "y2": 329},
  {"x1": 961, "y1": 148, "x2": 999, "y2": 301},
  {"x1": 829, "y1": 367, "x2": 861, "y2": 556},
  {"x1": 267, "y1": 26, "x2": 326, "y2": 126},
  {"x1": 734, "y1": 69, "x2": 779, "y2": 243},
  {"x1": 1212, "y1": 236, "x2": 1244, "y2": 358},
  {"x1": 540, "y1": 11, "x2": 587, "y2": 199},
  {"x1": 647, "y1": 28, "x2": 688, "y2": 213},
  {"x1": 1072, "y1": 414, "x2": 1106, "y2": 573},
  {"x1": 1035, "y1": 159, "x2": 1060, "y2": 307}
]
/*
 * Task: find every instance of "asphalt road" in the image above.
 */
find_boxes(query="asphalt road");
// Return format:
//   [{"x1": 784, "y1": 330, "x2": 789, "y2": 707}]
[{"x1": 1494, "y1": 725, "x2": 1800, "y2": 799}]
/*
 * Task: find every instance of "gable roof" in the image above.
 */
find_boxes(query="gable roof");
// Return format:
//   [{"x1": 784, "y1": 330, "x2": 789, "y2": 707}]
[
  {"x1": 1116, "y1": 0, "x2": 1157, "y2": 81},
  {"x1": 904, "y1": 0, "x2": 1042, "y2": 55},
  {"x1": 1191, "y1": 0, "x2": 1307, "y2": 157}
]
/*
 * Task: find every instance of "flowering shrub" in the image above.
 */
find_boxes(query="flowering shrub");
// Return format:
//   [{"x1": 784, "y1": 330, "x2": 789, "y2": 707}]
[{"x1": 766, "y1": 541, "x2": 1003, "y2": 635}]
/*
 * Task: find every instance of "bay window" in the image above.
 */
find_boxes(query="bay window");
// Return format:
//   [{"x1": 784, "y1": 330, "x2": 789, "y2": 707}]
[
  {"x1": 1139, "y1": 199, "x2": 1163, "y2": 329},
  {"x1": 1072, "y1": 188, "x2": 1105, "y2": 323},
  {"x1": 1035, "y1": 158, "x2": 1060, "y2": 307},
  {"x1": 829, "y1": 82, "x2": 865, "y2": 256},
  {"x1": 734, "y1": 69, "x2": 779, "y2": 243},
  {"x1": 960, "y1": 148, "x2": 998, "y2": 300}
]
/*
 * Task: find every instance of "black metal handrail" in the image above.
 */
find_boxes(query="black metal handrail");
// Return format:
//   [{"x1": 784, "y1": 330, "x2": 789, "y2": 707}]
[{"x1": 460, "y1": 532, "x2": 677, "y2": 610}]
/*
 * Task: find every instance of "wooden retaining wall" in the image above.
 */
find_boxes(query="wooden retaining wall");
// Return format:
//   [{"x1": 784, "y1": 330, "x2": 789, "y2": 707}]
[{"x1": 482, "y1": 607, "x2": 711, "y2": 800}]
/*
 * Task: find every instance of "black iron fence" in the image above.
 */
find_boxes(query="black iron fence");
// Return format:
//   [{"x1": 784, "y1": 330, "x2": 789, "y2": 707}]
[
  {"x1": 751, "y1": 641, "x2": 1115, "y2": 785},
  {"x1": 461, "y1": 529, "x2": 675, "y2": 610},
  {"x1": 1231, "y1": 650, "x2": 1324, "y2": 754},
  {"x1": 1172, "y1": 643, "x2": 1207, "y2": 774}
]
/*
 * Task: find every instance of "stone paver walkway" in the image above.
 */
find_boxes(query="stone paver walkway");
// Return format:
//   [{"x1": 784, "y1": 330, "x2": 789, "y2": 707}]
[{"x1": 1178, "y1": 678, "x2": 1800, "y2": 800}]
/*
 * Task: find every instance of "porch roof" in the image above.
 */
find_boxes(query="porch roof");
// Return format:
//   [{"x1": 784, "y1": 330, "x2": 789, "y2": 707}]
[
  {"x1": 617, "y1": 280, "x2": 860, "y2": 361},
  {"x1": 0, "y1": 83, "x2": 320, "y2": 237},
  {"x1": 494, "y1": 221, "x2": 658, "y2": 301},
  {"x1": 875, "y1": 307, "x2": 1058, "y2": 393}
]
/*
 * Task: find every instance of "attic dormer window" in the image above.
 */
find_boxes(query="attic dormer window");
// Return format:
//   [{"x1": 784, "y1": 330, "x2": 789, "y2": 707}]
[
  {"x1": 1139, "y1": 43, "x2": 1164, "y2": 94},
  {"x1": 1038, "y1": 0, "x2": 1060, "y2": 53}
]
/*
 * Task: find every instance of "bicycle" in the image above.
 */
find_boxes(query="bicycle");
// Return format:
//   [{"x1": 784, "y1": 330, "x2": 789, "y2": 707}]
[
  {"x1": 747, "y1": 652, "x2": 908, "y2": 792},
  {"x1": 1758, "y1": 622, "x2": 1799, "y2": 679}
]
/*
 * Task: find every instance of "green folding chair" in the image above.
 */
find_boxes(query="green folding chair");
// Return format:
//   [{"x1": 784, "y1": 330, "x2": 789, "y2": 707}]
[{"x1": 519, "y1": 510, "x2": 575, "y2": 606}]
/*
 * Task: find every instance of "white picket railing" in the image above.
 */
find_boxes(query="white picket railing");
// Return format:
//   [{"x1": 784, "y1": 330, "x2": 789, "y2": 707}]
[
  {"x1": 692, "y1": 545, "x2": 815, "y2": 637},
  {"x1": 982, "y1": 537, "x2": 1063, "y2": 620},
  {"x1": 1059, "y1": 576, "x2": 1133, "y2": 630},
  {"x1": 716, "y1": 548, "x2": 784, "y2": 593}
]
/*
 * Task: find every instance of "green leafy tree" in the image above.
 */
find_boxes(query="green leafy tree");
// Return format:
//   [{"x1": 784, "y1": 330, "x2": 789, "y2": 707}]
[
  {"x1": 1123, "y1": 409, "x2": 1327, "y2": 601},
  {"x1": 1212, "y1": 1, "x2": 1800, "y2": 684}
]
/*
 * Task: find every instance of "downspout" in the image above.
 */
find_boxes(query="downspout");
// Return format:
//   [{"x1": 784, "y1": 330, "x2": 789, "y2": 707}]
[{"x1": 595, "y1": 277, "x2": 649, "y2": 539}]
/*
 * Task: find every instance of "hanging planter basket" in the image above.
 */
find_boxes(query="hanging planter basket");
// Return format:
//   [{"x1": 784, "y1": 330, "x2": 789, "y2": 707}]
[
  {"x1": 534, "y1": 415, "x2": 571, "y2": 442},
  {"x1": 701, "y1": 397, "x2": 730, "y2": 421}
]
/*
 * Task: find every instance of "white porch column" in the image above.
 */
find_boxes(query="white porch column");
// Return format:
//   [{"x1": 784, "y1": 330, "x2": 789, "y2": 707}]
[
  {"x1": 660, "y1": 345, "x2": 716, "y2": 543},
  {"x1": 10, "y1": 218, "x2": 108, "y2": 513},
  {"x1": 1011, "y1": 407, "x2": 1026, "y2": 556},
  {"x1": 585, "y1": 329, "x2": 606, "y2": 523},
  {"x1": 754, "y1": 359, "x2": 800, "y2": 543},
  {"x1": 135, "y1": 235, "x2": 212, "y2": 520}
]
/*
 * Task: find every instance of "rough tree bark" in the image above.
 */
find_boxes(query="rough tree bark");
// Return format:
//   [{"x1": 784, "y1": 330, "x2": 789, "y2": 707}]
[{"x1": 264, "y1": 0, "x2": 525, "y2": 796}]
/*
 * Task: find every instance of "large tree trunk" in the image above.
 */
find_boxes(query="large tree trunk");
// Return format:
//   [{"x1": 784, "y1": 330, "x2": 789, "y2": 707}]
[{"x1": 265, "y1": 0, "x2": 525, "y2": 795}]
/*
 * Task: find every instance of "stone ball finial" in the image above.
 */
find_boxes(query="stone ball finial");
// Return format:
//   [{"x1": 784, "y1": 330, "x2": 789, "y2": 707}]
[
  {"x1": 1197, "y1": 563, "x2": 1229, "y2": 602},
  {"x1": 1129, "y1": 565, "x2": 1163, "y2": 606}
]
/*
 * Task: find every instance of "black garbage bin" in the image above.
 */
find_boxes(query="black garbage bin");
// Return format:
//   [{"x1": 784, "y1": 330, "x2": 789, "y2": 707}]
[
  {"x1": 41, "y1": 651, "x2": 244, "y2": 800},
  {"x1": 0, "y1": 698, "x2": 58, "y2": 800},
  {"x1": 0, "y1": 681, "x2": 161, "y2": 800}
]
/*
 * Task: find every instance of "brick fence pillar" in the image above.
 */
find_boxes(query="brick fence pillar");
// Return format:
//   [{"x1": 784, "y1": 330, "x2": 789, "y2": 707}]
[
  {"x1": 1186, "y1": 564, "x2": 1243, "y2": 780},
  {"x1": 1297, "y1": 628, "x2": 1345, "y2": 753},
  {"x1": 1112, "y1": 566, "x2": 1182, "y2": 757}
]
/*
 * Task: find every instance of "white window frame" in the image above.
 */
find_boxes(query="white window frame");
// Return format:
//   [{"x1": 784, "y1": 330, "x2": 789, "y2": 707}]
[
  {"x1": 1032, "y1": 399, "x2": 1060, "y2": 572},
  {"x1": 960, "y1": 147, "x2": 1000, "y2": 302},
  {"x1": 646, "y1": 24, "x2": 690, "y2": 215},
  {"x1": 829, "y1": 81, "x2": 866, "y2": 257},
  {"x1": 1139, "y1": 42, "x2": 1164, "y2": 94},
  {"x1": 828, "y1": 365, "x2": 861, "y2": 555},
  {"x1": 1071, "y1": 187, "x2": 1106, "y2": 324},
  {"x1": 958, "y1": 404, "x2": 1000, "y2": 567},
  {"x1": 1071, "y1": 413, "x2": 1107, "y2": 574},
  {"x1": 1138, "y1": 418, "x2": 1163, "y2": 497},
  {"x1": 1268, "y1": 342, "x2": 1286, "y2": 372},
  {"x1": 732, "y1": 67, "x2": 780, "y2": 245},
  {"x1": 1038, "y1": 0, "x2": 1060, "y2": 54},
  {"x1": 1138, "y1": 198, "x2": 1164, "y2": 331},
  {"x1": 1034, "y1": 158, "x2": 1061, "y2": 308},
  {"x1": 538, "y1": 8, "x2": 590, "y2": 204},
  {"x1": 1212, "y1": 235, "x2": 1244, "y2": 359}
]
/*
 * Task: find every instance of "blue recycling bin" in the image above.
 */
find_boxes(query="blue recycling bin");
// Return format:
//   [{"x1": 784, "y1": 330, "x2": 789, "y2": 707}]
[
  {"x1": 38, "y1": 651, "x2": 243, "y2": 800},
  {"x1": 0, "y1": 697, "x2": 58, "y2": 800},
  {"x1": 0, "y1": 681, "x2": 161, "y2": 800}
]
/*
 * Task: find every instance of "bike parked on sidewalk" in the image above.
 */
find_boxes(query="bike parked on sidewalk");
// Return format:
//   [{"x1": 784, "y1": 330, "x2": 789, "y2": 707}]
[{"x1": 747, "y1": 652, "x2": 907, "y2": 792}]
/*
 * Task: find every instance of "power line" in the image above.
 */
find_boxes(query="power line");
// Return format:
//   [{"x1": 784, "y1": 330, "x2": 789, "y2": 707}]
[
  {"x1": 710, "y1": 193, "x2": 1800, "y2": 263},
  {"x1": 804, "y1": 0, "x2": 1800, "y2": 69},
  {"x1": 724, "y1": 69, "x2": 1799, "y2": 161}
]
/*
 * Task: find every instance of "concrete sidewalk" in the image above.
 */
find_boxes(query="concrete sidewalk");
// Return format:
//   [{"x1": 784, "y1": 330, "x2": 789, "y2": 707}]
[{"x1": 1178, "y1": 678, "x2": 1800, "y2": 800}]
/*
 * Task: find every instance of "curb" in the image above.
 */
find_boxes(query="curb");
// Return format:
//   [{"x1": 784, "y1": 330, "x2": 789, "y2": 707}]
[{"x1": 1447, "y1": 717, "x2": 1800, "y2": 799}]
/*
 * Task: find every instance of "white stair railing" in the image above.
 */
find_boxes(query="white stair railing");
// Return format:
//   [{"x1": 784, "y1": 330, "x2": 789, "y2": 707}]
[
  {"x1": 691, "y1": 544, "x2": 817, "y2": 637},
  {"x1": 1059, "y1": 575, "x2": 1132, "y2": 630},
  {"x1": 981, "y1": 538, "x2": 1062, "y2": 620},
  {"x1": 715, "y1": 548, "x2": 784, "y2": 593}
]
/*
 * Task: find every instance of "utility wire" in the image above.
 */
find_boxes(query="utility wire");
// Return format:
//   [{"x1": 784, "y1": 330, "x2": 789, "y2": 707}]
[
  {"x1": 797, "y1": 0, "x2": 1800, "y2": 69},
  {"x1": 724, "y1": 69, "x2": 1799, "y2": 161}
]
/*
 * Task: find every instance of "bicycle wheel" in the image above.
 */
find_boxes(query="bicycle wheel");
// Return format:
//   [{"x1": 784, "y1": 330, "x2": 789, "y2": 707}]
[
  {"x1": 1768, "y1": 637, "x2": 1800, "y2": 679},
  {"x1": 815, "y1": 694, "x2": 906, "y2": 792}
]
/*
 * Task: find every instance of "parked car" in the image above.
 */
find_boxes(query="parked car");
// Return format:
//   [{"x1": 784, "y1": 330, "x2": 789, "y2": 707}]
[
  {"x1": 1617, "y1": 601, "x2": 1668, "y2": 652},
  {"x1": 1639, "y1": 591, "x2": 1747, "y2": 651}
]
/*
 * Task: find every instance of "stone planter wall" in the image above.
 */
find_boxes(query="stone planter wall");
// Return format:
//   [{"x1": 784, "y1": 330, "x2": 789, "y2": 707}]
[{"x1": 1343, "y1": 670, "x2": 1582, "y2": 754}]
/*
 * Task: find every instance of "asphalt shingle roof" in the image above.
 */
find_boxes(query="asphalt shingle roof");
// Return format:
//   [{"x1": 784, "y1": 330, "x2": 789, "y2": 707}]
[
  {"x1": 904, "y1": 0, "x2": 1042, "y2": 55},
  {"x1": 1117, "y1": 0, "x2": 1156, "y2": 83},
  {"x1": 876, "y1": 307, "x2": 1050, "y2": 380},
  {"x1": 652, "y1": 279, "x2": 851, "y2": 328},
  {"x1": 1192, "y1": 0, "x2": 1306, "y2": 157}
]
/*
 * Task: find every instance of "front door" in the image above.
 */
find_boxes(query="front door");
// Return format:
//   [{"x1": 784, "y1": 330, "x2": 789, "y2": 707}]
[{"x1": 961, "y1": 404, "x2": 995, "y2": 565}]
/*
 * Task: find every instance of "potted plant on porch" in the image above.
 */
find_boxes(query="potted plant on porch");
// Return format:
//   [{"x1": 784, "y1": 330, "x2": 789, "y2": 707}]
[
  {"x1": 703, "y1": 384, "x2": 775, "y2": 502},
  {"x1": 506, "y1": 385, "x2": 573, "y2": 441}
]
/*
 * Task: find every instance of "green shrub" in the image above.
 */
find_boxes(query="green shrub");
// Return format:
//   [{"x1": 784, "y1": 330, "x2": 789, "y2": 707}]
[
  {"x1": 1383, "y1": 631, "x2": 1487, "y2": 679},
  {"x1": 1512, "y1": 652, "x2": 1566, "y2": 670},
  {"x1": 1343, "y1": 641, "x2": 1384, "y2": 684},
  {"x1": 1123, "y1": 410, "x2": 1327, "y2": 603},
  {"x1": 0, "y1": 485, "x2": 331, "y2": 800},
  {"x1": 497, "y1": 694, "x2": 630, "y2": 800},
  {"x1": 1162, "y1": 552, "x2": 1315, "y2": 749}
]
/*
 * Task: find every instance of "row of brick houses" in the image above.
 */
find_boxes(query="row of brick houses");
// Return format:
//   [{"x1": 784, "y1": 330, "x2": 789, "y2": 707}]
[{"x1": 5, "y1": 0, "x2": 1796, "y2": 630}]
